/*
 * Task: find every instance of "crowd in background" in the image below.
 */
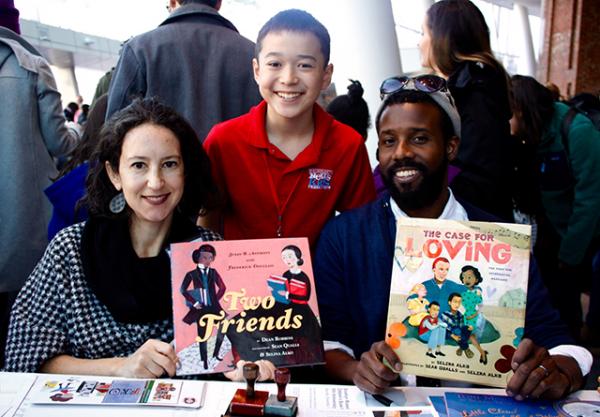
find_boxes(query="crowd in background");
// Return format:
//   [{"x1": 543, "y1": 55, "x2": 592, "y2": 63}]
[{"x1": 0, "y1": 0, "x2": 599, "y2": 398}]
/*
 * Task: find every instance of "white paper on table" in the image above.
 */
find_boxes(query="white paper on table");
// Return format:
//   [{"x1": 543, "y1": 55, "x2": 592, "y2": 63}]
[
  {"x1": 0, "y1": 373, "x2": 38, "y2": 417},
  {"x1": 363, "y1": 387, "x2": 433, "y2": 410}
]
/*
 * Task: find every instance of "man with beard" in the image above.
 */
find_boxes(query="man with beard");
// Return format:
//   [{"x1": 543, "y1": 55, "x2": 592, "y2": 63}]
[{"x1": 313, "y1": 86, "x2": 592, "y2": 400}]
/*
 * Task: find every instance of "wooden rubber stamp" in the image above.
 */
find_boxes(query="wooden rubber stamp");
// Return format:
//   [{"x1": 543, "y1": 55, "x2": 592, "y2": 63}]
[
  {"x1": 264, "y1": 368, "x2": 298, "y2": 417},
  {"x1": 228, "y1": 363, "x2": 269, "y2": 416}
]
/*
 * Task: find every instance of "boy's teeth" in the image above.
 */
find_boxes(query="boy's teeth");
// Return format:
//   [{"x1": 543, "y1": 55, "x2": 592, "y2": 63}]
[{"x1": 277, "y1": 92, "x2": 301, "y2": 99}]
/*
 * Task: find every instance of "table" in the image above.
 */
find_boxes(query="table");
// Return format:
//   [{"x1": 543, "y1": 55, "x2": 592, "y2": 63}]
[{"x1": 0, "y1": 372, "x2": 597, "y2": 417}]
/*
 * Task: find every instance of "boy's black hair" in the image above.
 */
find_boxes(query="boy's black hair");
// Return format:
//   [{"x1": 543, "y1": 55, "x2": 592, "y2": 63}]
[
  {"x1": 429, "y1": 301, "x2": 440, "y2": 308},
  {"x1": 255, "y1": 9, "x2": 330, "y2": 66},
  {"x1": 375, "y1": 90, "x2": 454, "y2": 144},
  {"x1": 448, "y1": 292, "x2": 462, "y2": 302}
]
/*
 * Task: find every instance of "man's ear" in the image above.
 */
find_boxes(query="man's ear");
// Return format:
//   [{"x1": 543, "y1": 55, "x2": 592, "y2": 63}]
[
  {"x1": 252, "y1": 58, "x2": 260, "y2": 84},
  {"x1": 446, "y1": 135, "x2": 460, "y2": 162},
  {"x1": 105, "y1": 161, "x2": 122, "y2": 192}
]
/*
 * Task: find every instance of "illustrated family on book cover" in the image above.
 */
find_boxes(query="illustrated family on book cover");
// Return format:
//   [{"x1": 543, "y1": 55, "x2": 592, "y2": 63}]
[
  {"x1": 170, "y1": 238, "x2": 324, "y2": 375},
  {"x1": 386, "y1": 218, "x2": 531, "y2": 387}
]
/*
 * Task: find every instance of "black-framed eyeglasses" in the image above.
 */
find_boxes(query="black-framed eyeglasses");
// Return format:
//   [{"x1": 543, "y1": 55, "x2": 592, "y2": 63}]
[{"x1": 379, "y1": 75, "x2": 447, "y2": 100}]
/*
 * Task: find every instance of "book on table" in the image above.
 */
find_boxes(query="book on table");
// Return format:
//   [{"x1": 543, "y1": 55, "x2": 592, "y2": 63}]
[
  {"x1": 385, "y1": 218, "x2": 531, "y2": 387},
  {"x1": 170, "y1": 237, "x2": 325, "y2": 375}
]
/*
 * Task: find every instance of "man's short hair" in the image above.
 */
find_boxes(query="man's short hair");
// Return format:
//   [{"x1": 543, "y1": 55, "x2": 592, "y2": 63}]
[
  {"x1": 178, "y1": 0, "x2": 219, "y2": 8},
  {"x1": 375, "y1": 90, "x2": 455, "y2": 143},
  {"x1": 255, "y1": 9, "x2": 330, "y2": 66}
]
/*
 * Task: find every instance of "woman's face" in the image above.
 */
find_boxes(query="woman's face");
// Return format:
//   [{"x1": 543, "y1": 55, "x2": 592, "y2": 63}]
[
  {"x1": 107, "y1": 122, "x2": 184, "y2": 230},
  {"x1": 417, "y1": 285, "x2": 427, "y2": 298},
  {"x1": 419, "y1": 16, "x2": 433, "y2": 69},
  {"x1": 281, "y1": 249, "x2": 299, "y2": 268}
]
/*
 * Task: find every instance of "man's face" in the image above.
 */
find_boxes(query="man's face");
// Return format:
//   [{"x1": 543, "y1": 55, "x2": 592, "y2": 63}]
[
  {"x1": 377, "y1": 102, "x2": 458, "y2": 212},
  {"x1": 449, "y1": 295, "x2": 462, "y2": 312},
  {"x1": 198, "y1": 251, "x2": 214, "y2": 268},
  {"x1": 432, "y1": 260, "x2": 450, "y2": 283}
]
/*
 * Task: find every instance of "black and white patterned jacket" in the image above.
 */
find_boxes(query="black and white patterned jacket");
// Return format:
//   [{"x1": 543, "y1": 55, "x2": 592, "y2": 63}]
[{"x1": 3, "y1": 222, "x2": 221, "y2": 372}]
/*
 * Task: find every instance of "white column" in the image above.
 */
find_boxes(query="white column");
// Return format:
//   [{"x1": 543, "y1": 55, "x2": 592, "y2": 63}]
[
  {"x1": 515, "y1": 3, "x2": 537, "y2": 76},
  {"x1": 51, "y1": 64, "x2": 80, "y2": 105},
  {"x1": 328, "y1": 0, "x2": 403, "y2": 167}
]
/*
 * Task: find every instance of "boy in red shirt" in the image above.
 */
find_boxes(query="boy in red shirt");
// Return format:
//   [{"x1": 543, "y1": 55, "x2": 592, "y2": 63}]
[{"x1": 203, "y1": 9, "x2": 376, "y2": 247}]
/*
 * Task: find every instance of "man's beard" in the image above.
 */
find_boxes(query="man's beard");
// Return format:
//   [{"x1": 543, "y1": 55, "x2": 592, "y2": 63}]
[{"x1": 382, "y1": 158, "x2": 447, "y2": 212}]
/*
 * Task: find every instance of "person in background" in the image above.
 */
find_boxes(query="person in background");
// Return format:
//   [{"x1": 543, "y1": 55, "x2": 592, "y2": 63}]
[
  {"x1": 314, "y1": 83, "x2": 592, "y2": 400},
  {"x1": 45, "y1": 94, "x2": 109, "y2": 240},
  {"x1": 3, "y1": 98, "x2": 221, "y2": 376},
  {"x1": 326, "y1": 79, "x2": 388, "y2": 196},
  {"x1": 326, "y1": 79, "x2": 370, "y2": 140},
  {"x1": 420, "y1": 0, "x2": 513, "y2": 221},
  {"x1": 0, "y1": 0, "x2": 78, "y2": 368},
  {"x1": 106, "y1": 0, "x2": 261, "y2": 142},
  {"x1": 203, "y1": 10, "x2": 376, "y2": 248},
  {"x1": 510, "y1": 75, "x2": 600, "y2": 344}
]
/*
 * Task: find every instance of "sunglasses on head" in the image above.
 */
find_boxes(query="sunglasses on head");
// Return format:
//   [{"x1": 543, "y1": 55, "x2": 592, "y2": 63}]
[{"x1": 379, "y1": 75, "x2": 447, "y2": 100}]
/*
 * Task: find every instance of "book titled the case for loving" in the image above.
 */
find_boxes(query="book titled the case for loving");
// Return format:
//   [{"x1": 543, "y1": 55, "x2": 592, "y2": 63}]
[
  {"x1": 170, "y1": 238, "x2": 324, "y2": 375},
  {"x1": 385, "y1": 218, "x2": 531, "y2": 387}
]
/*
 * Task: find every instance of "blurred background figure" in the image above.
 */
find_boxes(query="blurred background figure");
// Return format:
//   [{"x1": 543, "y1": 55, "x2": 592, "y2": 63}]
[
  {"x1": 420, "y1": 0, "x2": 514, "y2": 221},
  {"x1": 326, "y1": 79, "x2": 371, "y2": 140},
  {"x1": 510, "y1": 74, "x2": 600, "y2": 344},
  {"x1": 0, "y1": 0, "x2": 78, "y2": 367},
  {"x1": 106, "y1": 0, "x2": 261, "y2": 142}
]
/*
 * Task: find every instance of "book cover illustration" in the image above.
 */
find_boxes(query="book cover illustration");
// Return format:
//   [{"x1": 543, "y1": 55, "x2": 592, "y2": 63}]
[
  {"x1": 170, "y1": 238, "x2": 324, "y2": 375},
  {"x1": 554, "y1": 399, "x2": 600, "y2": 417},
  {"x1": 386, "y1": 218, "x2": 531, "y2": 387},
  {"x1": 444, "y1": 393, "x2": 558, "y2": 417},
  {"x1": 30, "y1": 377, "x2": 204, "y2": 408}
]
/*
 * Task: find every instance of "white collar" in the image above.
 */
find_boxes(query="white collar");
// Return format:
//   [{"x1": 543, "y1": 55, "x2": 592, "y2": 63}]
[{"x1": 389, "y1": 189, "x2": 469, "y2": 221}]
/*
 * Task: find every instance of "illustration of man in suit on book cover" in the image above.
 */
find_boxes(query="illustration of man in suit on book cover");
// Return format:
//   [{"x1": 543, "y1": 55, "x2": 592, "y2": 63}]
[{"x1": 180, "y1": 244, "x2": 226, "y2": 370}]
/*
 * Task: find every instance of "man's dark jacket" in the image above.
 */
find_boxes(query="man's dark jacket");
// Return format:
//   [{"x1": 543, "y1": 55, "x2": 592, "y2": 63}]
[
  {"x1": 106, "y1": 3, "x2": 261, "y2": 141},
  {"x1": 314, "y1": 193, "x2": 573, "y2": 360}
]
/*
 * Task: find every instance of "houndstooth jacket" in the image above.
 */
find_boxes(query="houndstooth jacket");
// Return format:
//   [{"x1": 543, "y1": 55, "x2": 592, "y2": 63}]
[{"x1": 3, "y1": 222, "x2": 221, "y2": 373}]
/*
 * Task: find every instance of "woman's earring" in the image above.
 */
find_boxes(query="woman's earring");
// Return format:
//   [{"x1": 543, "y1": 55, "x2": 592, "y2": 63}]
[{"x1": 109, "y1": 192, "x2": 126, "y2": 214}]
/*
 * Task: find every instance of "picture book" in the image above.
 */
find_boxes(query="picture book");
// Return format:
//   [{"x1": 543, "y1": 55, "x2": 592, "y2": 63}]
[
  {"x1": 385, "y1": 218, "x2": 531, "y2": 387},
  {"x1": 444, "y1": 393, "x2": 558, "y2": 417},
  {"x1": 30, "y1": 377, "x2": 205, "y2": 408},
  {"x1": 170, "y1": 238, "x2": 325, "y2": 375}
]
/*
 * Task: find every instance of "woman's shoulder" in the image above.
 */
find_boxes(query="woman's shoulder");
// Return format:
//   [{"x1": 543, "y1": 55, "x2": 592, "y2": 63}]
[
  {"x1": 195, "y1": 226, "x2": 223, "y2": 242},
  {"x1": 47, "y1": 222, "x2": 86, "y2": 253},
  {"x1": 448, "y1": 60, "x2": 506, "y2": 90}
]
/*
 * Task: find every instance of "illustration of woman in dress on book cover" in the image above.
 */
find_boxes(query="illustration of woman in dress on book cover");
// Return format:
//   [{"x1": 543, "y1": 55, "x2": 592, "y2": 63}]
[
  {"x1": 226, "y1": 245, "x2": 323, "y2": 366},
  {"x1": 180, "y1": 244, "x2": 226, "y2": 369}
]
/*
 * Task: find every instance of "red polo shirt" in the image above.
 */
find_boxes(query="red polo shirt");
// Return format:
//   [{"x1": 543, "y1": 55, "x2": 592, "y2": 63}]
[{"x1": 204, "y1": 101, "x2": 376, "y2": 248}]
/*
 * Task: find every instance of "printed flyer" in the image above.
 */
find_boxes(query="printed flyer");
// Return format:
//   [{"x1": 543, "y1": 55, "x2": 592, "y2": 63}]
[
  {"x1": 385, "y1": 218, "x2": 531, "y2": 387},
  {"x1": 170, "y1": 238, "x2": 324, "y2": 375},
  {"x1": 30, "y1": 377, "x2": 204, "y2": 408}
]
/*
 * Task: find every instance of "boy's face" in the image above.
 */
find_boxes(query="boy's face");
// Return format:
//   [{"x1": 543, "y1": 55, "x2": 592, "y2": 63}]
[
  {"x1": 429, "y1": 304, "x2": 440, "y2": 318},
  {"x1": 253, "y1": 30, "x2": 333, "y2": 124},
  {"x1": 449, "y1": 295, "x2": 462, "y2": 312}
]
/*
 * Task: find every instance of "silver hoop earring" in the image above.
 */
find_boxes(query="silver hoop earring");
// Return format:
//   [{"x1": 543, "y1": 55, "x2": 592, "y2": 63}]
[{"x1": 109, "y1": 192, "x2": 126, "y2": 214}]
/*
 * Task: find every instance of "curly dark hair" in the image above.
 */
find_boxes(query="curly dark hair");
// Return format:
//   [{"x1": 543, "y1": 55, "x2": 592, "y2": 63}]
[
  {"x1": 459, "y1": 265, "x2": 483, "y2": 284},
  {"x1": 82, "y1": 97, "x2": 219, "y2": 219}
]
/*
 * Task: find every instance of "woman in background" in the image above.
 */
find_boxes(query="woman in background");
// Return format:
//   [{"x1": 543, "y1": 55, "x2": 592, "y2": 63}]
[{"x1": 420, "y1": 0, "x2": 513, "y2": 221}]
